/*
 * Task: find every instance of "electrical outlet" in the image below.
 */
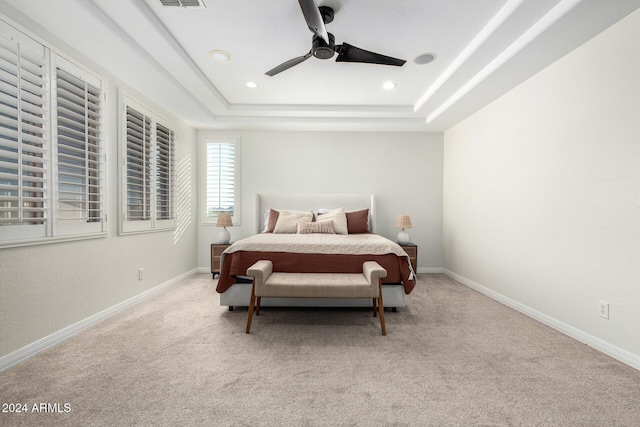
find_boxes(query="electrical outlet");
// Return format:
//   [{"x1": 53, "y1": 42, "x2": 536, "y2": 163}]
[
  {"x1": 138, "y1": 268, "x2": 144, "y2": 281},
  {"x1": 599, "y1": 301, "x2": 609, "y2": 319}
]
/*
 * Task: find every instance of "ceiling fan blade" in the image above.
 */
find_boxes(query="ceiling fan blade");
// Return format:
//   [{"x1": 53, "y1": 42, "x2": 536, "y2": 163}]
[
  {"x1": 298, "y1": 0, "x2": 329, "y2": 44},
  {"x1": 336, "y1": 43, "x2": 406, "y2": 67},
  {"x1": 265, "y1": 51, "x2": 313, "y2": 76}
]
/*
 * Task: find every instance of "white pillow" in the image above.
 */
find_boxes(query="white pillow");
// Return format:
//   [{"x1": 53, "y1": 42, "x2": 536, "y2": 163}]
[
  {"x1": 273, "y1": 210, "x2": 314, "y2": 233},
  {"x1": 263, "y1": 209, "x2": 313, "y2": 232},
  {"x1": 316, "y1": 207, "x2": 348, "y2": 234}
]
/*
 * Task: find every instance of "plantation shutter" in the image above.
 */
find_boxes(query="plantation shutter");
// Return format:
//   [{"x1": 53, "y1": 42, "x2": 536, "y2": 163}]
[
  {"x1": 205, "y1": 140, "x2": 235, "y2": 219},
  {"x1": 121, "y1": 95, "x2": 176, "y2": 234},
  {"x1": 0, "y1": 34, "x2": 49, "y2": 240},
  {"x1": 55, "y1": 67, "x2": 104, "y2": 232},
  {"x1": 155, "y1": 122, "x2": 175, "y2": 221},
  {"x1": 125, "y1": 105, "x2": 152, "y2": 223},
  {"x1": 0, "y1": 22, "x2": 107, "y2": 247}
]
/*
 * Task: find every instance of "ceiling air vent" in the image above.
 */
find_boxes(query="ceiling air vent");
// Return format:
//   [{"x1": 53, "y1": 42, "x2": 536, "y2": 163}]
[{"x1": 158, "y1": 0, "x2": 206, "y2": 8}]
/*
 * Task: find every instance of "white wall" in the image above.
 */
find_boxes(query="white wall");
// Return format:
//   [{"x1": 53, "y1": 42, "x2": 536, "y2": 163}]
[
  {"x1": 443, "y1": 9, "x2": 640, "y2": 365},
  {"x1": 0, "y1": 12, "x2": 199, "y2": 359},
  {"x1": 197, "y1": 130, "x2": 444, "y2": 273}
]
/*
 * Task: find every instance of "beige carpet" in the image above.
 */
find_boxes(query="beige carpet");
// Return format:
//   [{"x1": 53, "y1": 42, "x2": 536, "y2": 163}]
[{"x1": 1, "y1": 273, "x2": 639, "y2": 426}]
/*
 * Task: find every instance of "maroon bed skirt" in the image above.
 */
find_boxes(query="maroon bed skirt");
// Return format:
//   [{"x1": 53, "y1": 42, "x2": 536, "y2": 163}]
[{"x1": 216, "y1": 251, "x2": 415, "y2": 294}]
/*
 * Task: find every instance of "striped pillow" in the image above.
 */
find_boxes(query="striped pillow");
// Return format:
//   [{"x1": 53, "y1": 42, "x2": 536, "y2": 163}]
[{"x1": 297, "y1": 220, "x2": 335, "y2": 234}]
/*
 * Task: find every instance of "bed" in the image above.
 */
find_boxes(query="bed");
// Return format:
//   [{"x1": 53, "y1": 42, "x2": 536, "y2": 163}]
[{"x1": 216, "y1": 193, "x2": 415, "y2": 310}]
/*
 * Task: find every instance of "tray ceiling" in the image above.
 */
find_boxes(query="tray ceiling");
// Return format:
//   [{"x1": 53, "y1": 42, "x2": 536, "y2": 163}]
[{"x1": 2, "y1": 0, "x2": 639, "y2": 131}]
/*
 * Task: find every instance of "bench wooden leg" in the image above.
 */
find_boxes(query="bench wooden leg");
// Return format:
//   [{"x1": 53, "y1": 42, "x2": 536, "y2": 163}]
[
  {"x1": 372, "y1": 298, "x2": 377, "y2": 317},
  {"x1": 256, "y1": 297, "x2": 262, "y2": 315},
  {"x1": 246, "y1": 279, "x2": 257, "y2": 334},
  {"x1": 377, "y1": 278, "x2": 386, "y2": 336}
]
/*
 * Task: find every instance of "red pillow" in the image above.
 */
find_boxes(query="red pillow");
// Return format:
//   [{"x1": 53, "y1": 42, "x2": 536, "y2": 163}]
[{"x1": 346, "y1": 209, "x2": 369, "y2": 234}]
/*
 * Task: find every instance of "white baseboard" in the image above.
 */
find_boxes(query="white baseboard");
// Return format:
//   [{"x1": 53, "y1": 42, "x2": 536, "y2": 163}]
[
  {"x1": 443, "y1": 269, "x2": 640, "y2": 372},
  {"x1": 417, "y1": 267, "x2": 444, "y2": 274},
  {"x1": 0, "y1": 269, "x2": 198, "y2": 372}
]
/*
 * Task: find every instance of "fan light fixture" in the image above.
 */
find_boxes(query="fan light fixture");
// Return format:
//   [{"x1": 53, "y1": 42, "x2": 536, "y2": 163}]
[
  {"x1": 265, "y1": 2, "x2": 406, "y2": 76},
  {"x1": 383, "y1": 81, "x2": 397, "y2": 90},
  {"x1": 208, "y1": 50, "x2": 232, "y2": 63}
]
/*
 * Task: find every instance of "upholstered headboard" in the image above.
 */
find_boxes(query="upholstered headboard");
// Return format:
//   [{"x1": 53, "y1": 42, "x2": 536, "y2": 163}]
[{"x1": 255, "y1": 193, "x2": 376, "y2": 234}]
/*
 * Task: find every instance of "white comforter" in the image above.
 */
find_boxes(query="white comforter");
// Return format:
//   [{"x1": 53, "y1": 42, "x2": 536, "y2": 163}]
[{"x1": 223, "y1": 233, "x2": 409, "y2": 257}]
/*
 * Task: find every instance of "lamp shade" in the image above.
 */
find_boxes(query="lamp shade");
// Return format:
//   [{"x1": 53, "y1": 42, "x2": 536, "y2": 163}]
[
  {"x1": 216, "y1": 213, "x2": 233, "y2": 228},
  {"x1": 395, "y1": 215, "x2": 412, "y2": 229}
]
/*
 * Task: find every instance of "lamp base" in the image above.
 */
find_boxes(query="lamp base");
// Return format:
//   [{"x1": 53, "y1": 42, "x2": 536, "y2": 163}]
[
  {"x1": 217, "y1": 228, "x2": 231, "y2": 244},
  {"x1": 397, "y1": 229, "x2": 410, "y2": 244}
]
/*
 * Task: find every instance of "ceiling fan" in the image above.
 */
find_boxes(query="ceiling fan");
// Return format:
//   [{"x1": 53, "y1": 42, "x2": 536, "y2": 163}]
[{"x1": 266, "y1": 0, "x2": 407, "y2": 76}]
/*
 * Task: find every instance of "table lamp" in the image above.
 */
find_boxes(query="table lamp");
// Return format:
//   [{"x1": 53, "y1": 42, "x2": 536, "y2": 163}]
[
  {"x1": 396, "y1": 214, "x2": 412, "y2": 244},
  {"x1": 216, "y1": 213, "x2": 233, "y2": 244}
]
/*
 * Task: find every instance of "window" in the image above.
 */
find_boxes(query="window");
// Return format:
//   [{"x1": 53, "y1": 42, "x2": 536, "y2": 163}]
[
  {"x1": 120, "y1": 94, "x2": 176, "y2": 234},
  {"x1": 54, "y1": 58, "x2": 105, "y2": 235},
  {"x1": 155, "y1": 123, "x2": 175, "y2": 221},
  {"x1": 200, "y1": 136, "x2": 239, "y2": 224},
  {"x1": 0, "y1": 22, "x2": 106, "y2": 247},
  {"x1": 124, "y1": 105, "x2": 151, "y2": 223},
  {"x1": 0, "y1": 32, "x2": 48, "y2": 243}
]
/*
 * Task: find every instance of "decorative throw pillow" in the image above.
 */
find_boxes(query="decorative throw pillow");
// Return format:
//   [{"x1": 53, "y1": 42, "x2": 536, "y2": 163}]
[
  {"x1": 346, "y1": 209, "x2": 370, "y2": 234},
  {"x1": 315, "y1": 207, "x2": 348, "y2": 234},
  {"x1": 264, "y1": 209, "x2": 315, "y2": 233},
  {"x1": 263, "y1": 209, "x2": 280, "y2": 233},
  {"x1": 297, "y1": 220, "x2": 335, "y2": 234},
  {"x1": 273, "y1": 210, "x2": 314, "y2": 233}
]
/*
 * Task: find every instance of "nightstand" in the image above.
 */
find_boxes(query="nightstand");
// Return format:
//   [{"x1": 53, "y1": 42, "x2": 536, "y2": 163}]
[
  {"x1": 398, "y1": 242, "x2": 417, "y2": 272},
  {"x1": 211, "y1": 243, "x2": 232, "y2": 278}
]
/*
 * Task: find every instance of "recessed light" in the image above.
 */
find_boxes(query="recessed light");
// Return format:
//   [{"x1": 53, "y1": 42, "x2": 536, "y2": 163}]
[
  {"x1": 246, "y1": 82, "x2": 258, "y2": 88},
  {"x1": 208, "y1": 50, "x2": 232, "y2": 63},
  {"x1": 414, "y1": 52, "x2": 437, "y2": 65},
  {"x1": 383, "y1": 81, "x2": 396, "y2": 90}
]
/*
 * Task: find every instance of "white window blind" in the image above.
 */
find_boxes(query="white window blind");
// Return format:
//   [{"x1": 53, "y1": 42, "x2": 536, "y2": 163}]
[
  {"x1": 125, "y1": 105, "x2": 152, "y2": 222},
  {"x1": 155, "y1": 122, "x2": 175, "y2": 221},
  {"x1": 0, "y1": 33, "x2": 49, "y2": 241},
  {"x1": 202, "y1": 137, "x2": 238, "y2": 223},
  {"x1": 0, "y1": 21, "x2": 106, "y2": 247},
  {"x1": 55, "y1": 67, "x2": 104, "y2": 232},
  {"x1": 120, "y1": 95, "x2": 176, "y2": 234}
]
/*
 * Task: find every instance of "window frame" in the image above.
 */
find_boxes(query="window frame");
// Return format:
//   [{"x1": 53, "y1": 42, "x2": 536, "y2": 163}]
[
  {"x1": 198, "y1": 134, "x2": 240, "y2": 226},
  {"x1": 0, "y1": 20, "x2": 107, "y2": 248},
  {"x1": 51, "y1": 55, "x2": 106, "y2": 238},
  {"x1": 118, "y1": 92, "x2": 176, "y2": 235}
]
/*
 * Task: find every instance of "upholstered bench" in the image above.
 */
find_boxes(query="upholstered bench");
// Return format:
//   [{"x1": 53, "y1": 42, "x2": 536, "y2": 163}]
[{"x1": 245, "y1": 260, "x2": 388, "y2": 335}]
